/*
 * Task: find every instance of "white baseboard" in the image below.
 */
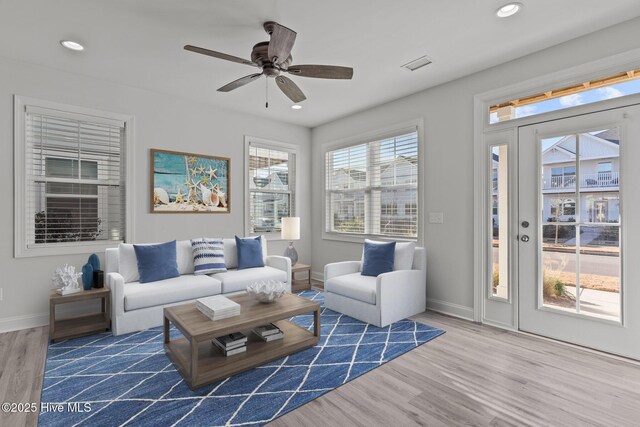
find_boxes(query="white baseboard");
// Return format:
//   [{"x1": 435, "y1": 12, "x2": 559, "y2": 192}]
[
  {"x1": 426, "y1": 298, "x2": 474, "y2": 321},
  {"x1": 0, "y1": 300, "x2": 101, "y2": 333},
  {"x1": 0, "y1": 312, "x2": 49, "y2": 333},
  {"x1": 311, "y1": 270, "x2": 324, "y2": 282}
]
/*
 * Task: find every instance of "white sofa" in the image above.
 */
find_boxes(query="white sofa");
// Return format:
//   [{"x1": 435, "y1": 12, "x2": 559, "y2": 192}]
[
  {"x1": 324, "y1": 247, "x2": 426, "y2": 327},
  {"x1": 105, "y1": 238, "x2": 291, "y2": 335}
]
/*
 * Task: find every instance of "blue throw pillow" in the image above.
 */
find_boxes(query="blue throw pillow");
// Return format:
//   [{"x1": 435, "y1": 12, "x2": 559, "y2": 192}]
[
  {"x1": 133, "y1": 240, "x2": 180, "y2": 283},
  {"x1": 236, "y1": 236, "x2": 264, "y2": 270},
  {"x1": 361, "y1": 241, "x2": 396, "y2": 277}
]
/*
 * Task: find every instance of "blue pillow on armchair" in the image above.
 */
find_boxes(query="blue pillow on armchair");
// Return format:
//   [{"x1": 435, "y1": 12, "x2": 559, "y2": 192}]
[
  {"x1": 236, "y1": 236, "x2": 265, "y2": 270},
  {"x1": 361, "y1": 241, "x2": 396, "y2": 277},
  {"x1": 133, "y1": 240, "x2": 180, "y2": 283}
]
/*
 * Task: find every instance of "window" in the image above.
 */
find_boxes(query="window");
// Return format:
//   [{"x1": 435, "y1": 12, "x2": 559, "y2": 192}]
[
  {"x1": 489, "y1": 68, "x2": 640, "y2": 124},
  {"x1": 550, "y1": 198, "x2": 576, "y2": 217},
  {"x1": 247, "y1": 140, "x2": 296, "y2": 235},
  {"x1": 325, "y1": 130, "x2": 419, "y2": 239},
  {"x1": 15, "y1": 97, "x2": 129, "y2": 257},
  {"x1": 551, "y1": 166, "x2": 576, "y2": 188}
]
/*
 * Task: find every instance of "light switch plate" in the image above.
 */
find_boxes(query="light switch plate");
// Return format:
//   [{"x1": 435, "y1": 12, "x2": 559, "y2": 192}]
[{"x1": 428, "y1": 212, "x2": 444, "y2": 224}]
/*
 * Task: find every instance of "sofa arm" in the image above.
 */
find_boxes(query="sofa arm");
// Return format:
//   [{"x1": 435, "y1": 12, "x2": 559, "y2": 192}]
[
  {"x1": 324, "y1": 261, "x2": 361, "y2": 281},
  {"x1": 266, "y1": 255, "x2": 292, "y2": 291},
  {"x1": 106, "y1": 272, "x2": 125, "y2": 319}
]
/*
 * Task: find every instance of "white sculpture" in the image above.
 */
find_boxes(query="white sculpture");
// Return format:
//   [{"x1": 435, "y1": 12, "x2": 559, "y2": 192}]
[
  {"x1": 246, "y1": 280, "x2": 287, "y2": 303},
  {"x1": 53, "y1": 264, "x2": 82, "y2": 295}
]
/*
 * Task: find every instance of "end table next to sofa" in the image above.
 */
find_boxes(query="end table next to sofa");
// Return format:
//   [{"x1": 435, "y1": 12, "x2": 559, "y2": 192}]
[
  {"x1": 49, "y1": 288, "x2": 111, "y2": 342},
  {"x1": 291, "y1": 263, "x2": 312, "y2": 292}
]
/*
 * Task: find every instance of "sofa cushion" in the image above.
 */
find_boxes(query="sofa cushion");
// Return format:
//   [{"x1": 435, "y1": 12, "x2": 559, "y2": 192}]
[
  {"x1": 362, "y1": 240, "x2": 415, "y2": 271},
  {"x1": 223, "y1": 236, "x2": 267, "y2": 269},
  {"x1": 211, "y1": 266, "x2": 287, "y2": 294},
  {"x1": 134, "y1": 241, "x2": 180, "y2": 283},
  {"x1": 325, "y1": 273, "x2": 377, "y2": 305},
  {"x1": 236, "y1": 236, "x2": 264, "y2": 270},
  {"x1": 124, "y1": 275, "x2": 222, "y2": 311},
  {"x1": 119, "y1": 239, "x2": 194, "y2": 283},
  {"x1": 191, "y1": 238, "x2": 227, "y2": 275}
]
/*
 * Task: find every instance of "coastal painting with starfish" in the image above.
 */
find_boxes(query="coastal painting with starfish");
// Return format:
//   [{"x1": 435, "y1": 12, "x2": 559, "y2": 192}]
[{"x1": 151, "y1": 149, "x2": 230, "y2": 213}]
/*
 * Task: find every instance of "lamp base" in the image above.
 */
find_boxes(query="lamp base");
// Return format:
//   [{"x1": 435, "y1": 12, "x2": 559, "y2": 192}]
[{"x1": 283, "y1": 241, "x2": 298, "y2": 266}]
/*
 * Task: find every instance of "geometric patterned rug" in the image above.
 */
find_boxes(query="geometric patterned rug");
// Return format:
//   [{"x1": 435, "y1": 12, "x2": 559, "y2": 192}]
[{"x1": 39, "y1": 290, "x2": 444, "y2": 426}]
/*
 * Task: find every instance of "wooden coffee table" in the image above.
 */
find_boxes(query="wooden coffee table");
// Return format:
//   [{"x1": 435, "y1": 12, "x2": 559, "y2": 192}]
[{"x1": 163, "y1": 293, "x2": 320, "y2": 389}]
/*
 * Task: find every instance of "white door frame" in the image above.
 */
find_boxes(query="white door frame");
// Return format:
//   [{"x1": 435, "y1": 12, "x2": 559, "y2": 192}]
[{"x1": 473, "y1": 47, "x2": 640, "y2": 326}]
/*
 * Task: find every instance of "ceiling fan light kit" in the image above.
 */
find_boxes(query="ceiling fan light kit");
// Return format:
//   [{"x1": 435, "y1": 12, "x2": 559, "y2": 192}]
[{"x1": 184, "y1": 21, "x2": 353, "y2": 107}]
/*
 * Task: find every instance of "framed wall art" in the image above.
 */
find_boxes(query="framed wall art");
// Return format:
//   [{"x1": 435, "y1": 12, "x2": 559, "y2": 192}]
[{"x1": 150, "y1": 149, "x2": 230, "y2": 213}]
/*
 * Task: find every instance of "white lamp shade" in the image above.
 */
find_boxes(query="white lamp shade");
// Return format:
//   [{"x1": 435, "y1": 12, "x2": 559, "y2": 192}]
[{"x1": 281, "y1": 217, "x2": 300, "y2": 240}]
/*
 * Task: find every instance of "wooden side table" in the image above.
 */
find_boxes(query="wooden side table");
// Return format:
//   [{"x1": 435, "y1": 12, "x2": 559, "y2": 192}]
[
  {"x1": 49, "y1": 288, "x2": 111, "y2": 342},
  {"x1": 291, "y1": 263, "x2": 312, "y2": 292}
]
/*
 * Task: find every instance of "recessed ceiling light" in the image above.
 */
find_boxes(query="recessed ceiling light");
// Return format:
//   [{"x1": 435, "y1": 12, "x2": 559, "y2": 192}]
[
  {"x1": 291, "y1": 104, "x2": 302, "y2": 110},
  {"x1": 496, "y1": 3, "x2": 522, "y2": 18},
  {"x1": 60, "y1": 40, "x2": 85, "y2": 51}
]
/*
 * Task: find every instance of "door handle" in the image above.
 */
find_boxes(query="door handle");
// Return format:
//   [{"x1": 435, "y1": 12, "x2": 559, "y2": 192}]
[{"x1": 521, "y1": 235, "x2": 530, "y2": 242}]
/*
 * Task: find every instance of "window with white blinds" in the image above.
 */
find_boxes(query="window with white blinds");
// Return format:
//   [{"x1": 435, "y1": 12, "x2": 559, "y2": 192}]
[
  {"x1": 325, "y1": 130, "x2": 418, "y2": 239},
  {"x1": 19, "y1": 102, "x2": 127, "y2": 255},
  {"x1": 247, "y1": 143, "x2": 295, "y2": 235}
]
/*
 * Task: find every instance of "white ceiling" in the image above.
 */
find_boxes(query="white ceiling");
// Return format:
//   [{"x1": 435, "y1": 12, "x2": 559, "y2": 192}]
[{"x1": 2, "y1": 0, "x2": 640, "y2": 128}]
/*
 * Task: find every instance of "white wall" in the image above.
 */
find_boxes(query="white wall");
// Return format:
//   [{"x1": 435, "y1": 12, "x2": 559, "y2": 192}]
[
  {"x1": 311, "y1": 17, "x2": 640, "y2": 319},
  {"x1": 0, "y1": 56, "x2": 311, "y2": 331}
]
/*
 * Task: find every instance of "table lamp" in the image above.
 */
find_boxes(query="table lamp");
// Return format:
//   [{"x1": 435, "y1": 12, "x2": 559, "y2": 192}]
[{"x1": 281, "y1": 217, "x2": 300, "y2": 266}]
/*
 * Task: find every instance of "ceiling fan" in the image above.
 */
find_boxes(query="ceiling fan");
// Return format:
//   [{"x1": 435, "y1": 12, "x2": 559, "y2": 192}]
[{"x1": 184, "y1": 21, "x2": 353, "y2": 105}]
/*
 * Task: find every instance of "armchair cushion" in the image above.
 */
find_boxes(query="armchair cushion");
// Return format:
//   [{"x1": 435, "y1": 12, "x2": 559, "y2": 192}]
[
  {"x1": 361, "y1": 240, "x2": 395, "y2": 277},
  {"x1": 325, "y1": 273, "x2": 377, "y2": 304},
  {"x1": 362, "y1": 240, "x2": 415, "y2": 271}
]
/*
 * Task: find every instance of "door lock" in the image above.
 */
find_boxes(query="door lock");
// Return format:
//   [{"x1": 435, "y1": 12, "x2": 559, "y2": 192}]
[
  {"x1": 521, "y1": 235, "x2": 530, "y2": 242},
  {"x1": 521, "y1": 221, "x2": 530, "y2": 228}
]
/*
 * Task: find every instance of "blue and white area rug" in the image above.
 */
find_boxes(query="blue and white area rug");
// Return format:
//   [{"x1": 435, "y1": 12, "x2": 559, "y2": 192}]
[{"x1": 39, "y1": 290, "x2": 444, "y2": 426}]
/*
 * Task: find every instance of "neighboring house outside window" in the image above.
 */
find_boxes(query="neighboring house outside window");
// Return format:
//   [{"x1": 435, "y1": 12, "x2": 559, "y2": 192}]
[
  {"x1": 15, "y1": 97, "x2": 130, "y2": 257},
  {"x1": 325, "y1": 130, "x2": 419, "y2": 239},
  {"x1": 246, "y1": 139, "x2": 296, "y2": 236}
]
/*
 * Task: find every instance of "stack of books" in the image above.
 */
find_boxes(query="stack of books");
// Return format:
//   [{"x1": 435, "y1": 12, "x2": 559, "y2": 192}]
[
  {"x1": 212, "y1": 332, "x2": 247, "y2": 356},
  {"x1": 196, "y1": 295, "x2": 240, "y2": 320},
  {"x1": 252, "y1": 323, "x2": 284, "y2": 342}
]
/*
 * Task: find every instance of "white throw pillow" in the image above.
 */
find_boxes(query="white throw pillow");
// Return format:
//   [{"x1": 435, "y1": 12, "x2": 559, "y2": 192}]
[
  {"x1": 361, "y1": 239, "x2": 415, "y2": 271},
  {"x1": 222, "y1": 236, "x2": 267, "y2": 269},
  {"x1": 191, "y1": 238, "x2": 227, "y2": 275}
]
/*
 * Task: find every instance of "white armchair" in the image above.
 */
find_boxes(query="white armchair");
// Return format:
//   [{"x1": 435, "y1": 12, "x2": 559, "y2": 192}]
[{"x1": 324, "y1": 247, "x2": 427, "y2": 327}]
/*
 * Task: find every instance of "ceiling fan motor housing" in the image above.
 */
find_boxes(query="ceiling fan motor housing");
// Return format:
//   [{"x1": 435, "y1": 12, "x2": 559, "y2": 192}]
[{"x1": 251, "y1": 42, "x2": 292, "y2": 75}]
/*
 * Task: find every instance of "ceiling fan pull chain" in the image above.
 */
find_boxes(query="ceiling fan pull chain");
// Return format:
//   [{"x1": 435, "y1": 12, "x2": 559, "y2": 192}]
[{"x1": 265, "y1": 78, "x2": 269, "y2": 108}]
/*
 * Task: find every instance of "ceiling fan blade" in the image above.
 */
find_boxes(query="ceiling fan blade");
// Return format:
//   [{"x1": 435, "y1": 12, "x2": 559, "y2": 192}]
[
  {"x1": 275, "y1": 76, "x2": 306, "y2": 103},
  {"x1": 268, "y1": 23, "x2": 297, "y2": 65},
  {"x1": 287, "y1": 65, "x2": 353, "y2": 79},
  {"x1": 217, "y1": 73, "x2": 263, "y2": 92},
  {"x1": 184, "y1": 45, "x2": 257, "y2": 67}
]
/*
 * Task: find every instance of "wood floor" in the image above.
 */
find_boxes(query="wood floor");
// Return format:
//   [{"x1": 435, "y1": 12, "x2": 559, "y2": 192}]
[{"x1": 2, "y1": 288, "x2": 640, "y2": 426}]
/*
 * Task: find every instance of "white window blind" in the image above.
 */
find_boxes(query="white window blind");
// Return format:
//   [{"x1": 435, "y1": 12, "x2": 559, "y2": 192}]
[
  {"x1": 25, "y1": 108, "x2": 126, "y2": 248},
  {"x1": 248, "y1": 144, "x2": 295, "y2": 234},
  {"x1": 325, "y1": 131, "x2": 418, "y2": 238}
]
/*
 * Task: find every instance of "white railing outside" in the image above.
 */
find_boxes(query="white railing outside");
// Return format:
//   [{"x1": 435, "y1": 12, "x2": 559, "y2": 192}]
[{"x1": 545, "y1": 172, "x2": 619, "y2": 190}]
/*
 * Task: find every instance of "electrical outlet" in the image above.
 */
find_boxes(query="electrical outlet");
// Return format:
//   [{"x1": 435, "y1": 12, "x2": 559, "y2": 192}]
[{"x1": 428, "y1": 212, "x2": 444, "y2": 224}]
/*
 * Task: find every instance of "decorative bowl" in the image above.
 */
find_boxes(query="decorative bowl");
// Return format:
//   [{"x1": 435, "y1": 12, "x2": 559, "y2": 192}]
[{"x1": 246, "y1": 280, "x2": 287, "y2": 303}]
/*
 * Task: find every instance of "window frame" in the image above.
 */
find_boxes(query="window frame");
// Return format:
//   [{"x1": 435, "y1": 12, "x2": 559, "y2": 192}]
[
  {"x1": 244, "y1": 136, "x2": 298, "y2": 240},
  {"x1": 14, "y1": 95, "x2": 134, "y2": 258},
  {"x1": 321, "y1": 120, "x2": 424, "y2": 244}
]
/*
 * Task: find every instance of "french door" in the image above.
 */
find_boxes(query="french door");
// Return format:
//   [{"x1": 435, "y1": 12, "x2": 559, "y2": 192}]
[{"x1": 518, "y1": 105, "x2": 640, "y2": 359}]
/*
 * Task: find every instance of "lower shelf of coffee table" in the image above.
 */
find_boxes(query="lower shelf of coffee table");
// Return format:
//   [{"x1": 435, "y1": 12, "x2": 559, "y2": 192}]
[{"x1": 165, "y1": 319, "x2": 319, "y2": 389}]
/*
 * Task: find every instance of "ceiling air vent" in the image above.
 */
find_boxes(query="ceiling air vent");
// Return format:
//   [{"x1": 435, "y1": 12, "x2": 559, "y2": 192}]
[{"x1": 401, "y1": 55, "x2": 433, "y2": 71}]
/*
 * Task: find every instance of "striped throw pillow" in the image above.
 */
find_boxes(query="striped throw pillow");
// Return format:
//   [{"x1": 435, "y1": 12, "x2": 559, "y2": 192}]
[{"x1": 191, "y1": 238, "x2": 227, "y2": 275}]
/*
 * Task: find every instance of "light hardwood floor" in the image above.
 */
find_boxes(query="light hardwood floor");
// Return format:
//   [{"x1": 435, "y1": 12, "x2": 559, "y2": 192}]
[{"x1": 1, "y1": 285, "x2": 639, "y2": 426}]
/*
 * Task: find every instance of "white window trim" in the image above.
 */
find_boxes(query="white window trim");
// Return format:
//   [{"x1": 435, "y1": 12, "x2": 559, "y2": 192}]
[
  {"x1": 244, "y1": 135, "x2": 299, "y2": 241},
  {"x1": 321, "y1": 119, "x2": 424, "y2": 245},
  {"x1": 473, "y1": 47, "x2": 640, "y2": 325},
  {"x1": 14, "y1": 95, "x2": 135, "y2": 258}
]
